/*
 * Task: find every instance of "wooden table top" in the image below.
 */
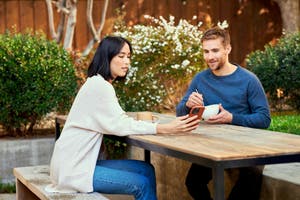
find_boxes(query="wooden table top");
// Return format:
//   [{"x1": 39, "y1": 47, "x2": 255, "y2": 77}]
[
  {"x1": 127, "y1": 113, "x2": 300, "y2": 161},
  {"x1": 56, "y1": 113, "x2": 300, "y2": 162}
]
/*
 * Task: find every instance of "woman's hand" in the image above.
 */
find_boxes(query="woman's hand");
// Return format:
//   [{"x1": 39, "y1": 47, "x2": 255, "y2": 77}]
[{"x1": 157, "y1": 115, "x2": 200, "y2": 134}]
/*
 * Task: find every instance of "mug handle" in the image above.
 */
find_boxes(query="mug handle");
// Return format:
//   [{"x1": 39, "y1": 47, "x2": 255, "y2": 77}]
[{"x1": 152, "y1": 115, "x2": 159, "y2": 123}]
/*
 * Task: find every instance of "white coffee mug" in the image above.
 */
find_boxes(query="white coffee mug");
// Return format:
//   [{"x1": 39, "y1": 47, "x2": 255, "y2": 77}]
[
  {"x1": 202, "y1": 104, "x2": 220, "y2": 121},
  {"x1": 136, "y1": 112, "x2": 159, "y2": 123}
]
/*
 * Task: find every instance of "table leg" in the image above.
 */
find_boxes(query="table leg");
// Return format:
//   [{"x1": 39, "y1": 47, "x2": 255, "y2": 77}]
[
  {"x1": 213, "y1": 166, "x2": 225, "y2": 200},
  {"x1": 16, "y1": 178, "x2": 40, "y2": 200},
  {"x1": 144, "y1": 150, "x2": 151, "y2": 163},
  {"x1": 55, "y1": 118, "x2": 61, "y2": 140}
]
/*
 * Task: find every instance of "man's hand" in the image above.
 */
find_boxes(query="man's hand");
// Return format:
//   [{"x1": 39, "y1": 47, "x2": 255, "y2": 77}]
[
  {"x1": 206, "y1": 104, "x2": 233, "y2": 124},
  {"x1": 186, "y1": 92, "x2": 204, "y2": 108}
]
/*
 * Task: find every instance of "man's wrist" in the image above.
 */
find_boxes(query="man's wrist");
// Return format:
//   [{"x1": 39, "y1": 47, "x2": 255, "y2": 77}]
[
  {"x1": 228, "y1": 113, "x2": 233, "y2": 123},
  {"x1": 186, "y1": 102, "x2": 192, "y2": 108}
]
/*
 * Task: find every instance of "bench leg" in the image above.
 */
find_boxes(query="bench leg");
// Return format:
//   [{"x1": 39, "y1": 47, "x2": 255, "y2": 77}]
[{"x1": 16, "y1": 178, "x2": 40, "y2": 200}]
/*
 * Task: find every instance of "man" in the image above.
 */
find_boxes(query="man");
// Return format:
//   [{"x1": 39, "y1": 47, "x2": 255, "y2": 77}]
[{"x1": 176, "y1": 26, "x2": 271, "y2": 200}]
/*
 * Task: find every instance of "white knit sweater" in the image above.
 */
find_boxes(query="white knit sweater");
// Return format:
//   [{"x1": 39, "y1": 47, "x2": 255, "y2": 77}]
[{"x1": 45, "y1": 75, "x2": 157, "y2": 193}]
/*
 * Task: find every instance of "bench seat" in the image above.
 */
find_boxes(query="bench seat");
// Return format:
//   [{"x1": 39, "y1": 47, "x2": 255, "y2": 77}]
[
  {"x1": 260, "y1": 163, "x2": 300, "y2": 200},
  {"x1": 13, "y1": 165, "x2": 134, "y2": 200}
]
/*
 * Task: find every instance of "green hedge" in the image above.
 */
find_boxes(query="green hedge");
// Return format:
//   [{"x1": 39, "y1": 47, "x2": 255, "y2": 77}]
[
  {"x1": 0, "y1": 30, "x2": 77, "y2": 136},
  {"x1": 246, "y1": 31, "x2": 300, "y2": 111}
]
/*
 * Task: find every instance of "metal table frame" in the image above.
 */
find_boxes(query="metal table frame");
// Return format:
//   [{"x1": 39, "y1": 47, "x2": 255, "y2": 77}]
[{"x1": 124, "y1": 135, "x2": 300, "y2": 200}]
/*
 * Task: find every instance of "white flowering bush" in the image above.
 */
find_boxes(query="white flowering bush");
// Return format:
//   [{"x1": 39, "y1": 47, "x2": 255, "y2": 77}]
[{"x1": 113, "y1": 15, "x2": 206, "y2": 112}]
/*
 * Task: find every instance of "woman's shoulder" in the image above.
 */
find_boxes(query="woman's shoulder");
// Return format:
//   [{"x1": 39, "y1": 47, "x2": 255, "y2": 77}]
[
  {"x1": 87, "y1": 75, "x2": 113, "y2": 89},
  {"x1": 87, "y1": 74, "x2": 107, "y2": 84},
  {"x1": 79, "y1": 75, "x2": 115, "y2": 97}
]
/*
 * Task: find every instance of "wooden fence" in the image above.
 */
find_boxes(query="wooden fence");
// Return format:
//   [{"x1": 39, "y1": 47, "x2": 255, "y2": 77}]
[{"x1": 0, "y1": 0, "x2": 282, "y2": 64}]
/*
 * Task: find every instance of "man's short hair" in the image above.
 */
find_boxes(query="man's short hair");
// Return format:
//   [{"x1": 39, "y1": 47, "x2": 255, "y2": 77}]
[{"x1": 201, "y1": 26, "x2": 230, "y2": 46}]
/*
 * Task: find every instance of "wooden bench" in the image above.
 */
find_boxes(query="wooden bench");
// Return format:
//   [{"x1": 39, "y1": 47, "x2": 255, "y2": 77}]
[
  {"x1": 13, "y1": 165, "x2": 134, "y2": 200},
  {"x1": 260, "y1": 163, "x2": 300, "y2": 200}
]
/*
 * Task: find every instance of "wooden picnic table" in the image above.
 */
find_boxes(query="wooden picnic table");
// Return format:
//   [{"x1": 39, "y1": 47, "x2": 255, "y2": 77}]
[{"x1": 55, "y1": 112, "x2": 300, "y2": 200}]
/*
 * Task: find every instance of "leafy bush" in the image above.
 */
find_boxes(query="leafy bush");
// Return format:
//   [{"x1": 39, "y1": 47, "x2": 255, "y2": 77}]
[
  {"x1": 103, "y1": 137, "x2": 128, "y2": 159},
  {"x1": 0, "y1": 179, "x2": 15, "y2": 193},
  {"x1": 113, "y1": 15, "x2": 207, "y2": 112},
  {"x1": 0, "y1": 30, "x2": 77, "y2": 136},
  {"x1": 246, "y1": 31, "x2": 300, "y2": 111}
]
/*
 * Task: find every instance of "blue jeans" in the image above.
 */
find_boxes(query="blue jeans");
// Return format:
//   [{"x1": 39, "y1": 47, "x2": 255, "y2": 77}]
[{"x1": 93, "y1": 159, "x2": 157, "y2": 200}]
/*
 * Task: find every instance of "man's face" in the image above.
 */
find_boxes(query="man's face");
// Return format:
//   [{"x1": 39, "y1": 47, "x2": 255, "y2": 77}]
[{"x1": 202, "y1": 38, "x2": 230, "y2": 72}]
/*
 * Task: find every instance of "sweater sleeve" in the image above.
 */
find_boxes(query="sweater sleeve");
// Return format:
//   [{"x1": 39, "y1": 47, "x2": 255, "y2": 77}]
[
  {"x1": 231, "y1": 75, "x2": 271, "y2": 129},
  {"x1": 176, "y1": 97, "x2": 190, "y2": 117},
  {"x1": 176, "y1": 76, "x2": 199, "y2": 116},
  {"x1": 65, "y1": 76, "x2": 157, "y2": 136}
]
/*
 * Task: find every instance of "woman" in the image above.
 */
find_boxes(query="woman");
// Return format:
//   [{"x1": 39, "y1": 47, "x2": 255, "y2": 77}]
[{"x1": 45, "y1": 36, "x2": 200, "y2": 200}]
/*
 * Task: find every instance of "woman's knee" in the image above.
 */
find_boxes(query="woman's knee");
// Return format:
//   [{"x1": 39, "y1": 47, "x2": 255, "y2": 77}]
[
  {"x1": 136, "y1": 161, "x2": 156, "y2": 176},
  {"x1": 131, "y1": 175, "x2": 156, "y2": 199}
]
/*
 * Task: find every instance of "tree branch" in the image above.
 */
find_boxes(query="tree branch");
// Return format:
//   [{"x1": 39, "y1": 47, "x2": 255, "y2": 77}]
[
  {"x1": 96, "y1": 0, "x2": 109, "y2": 36},
  {"x1": 273, "y1": 0, "x2": 300, "y2": 33},
  {"x1": 56, "y1": 0, "x2": 67, "y2": 43},
  {"x1": 63, "y1": 0, "x2": 77, "y2": 50},
  {"x1": 87, "y1": 0, "x2": 97, "y2": 38},
  {"x1": 45, "y1": 0, "x2": 57, "y2": 40},
  {"x1": 55, "y1": 0, "x2": 70, "y2": 14},
  {"x1": 81, "y1": 0, "x2": 109, "y2": 57}
]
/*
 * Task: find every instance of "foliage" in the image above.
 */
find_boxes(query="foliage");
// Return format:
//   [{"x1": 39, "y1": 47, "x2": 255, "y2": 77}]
[
  {"x1": 0, "y1": 179, "x2": 15, "y2": 193},
  {"x1": 0, "y1": 29, "x2": 77, "y2": 136},
  {"x1": 69, "y1": 49, "x2": 93, "y2": 86},
  {"x1": 269, "y1": 112, "x2": 300, "y2": 135},
  {"x1": 103, "y1": 137, "x2": 128, "y2": 159},
  {"x1": 113, "y1": 15, "x2": 206, "y2": 112},
  {"x1": 246, "y1": 31, "x2": 300, "y2": 111}
]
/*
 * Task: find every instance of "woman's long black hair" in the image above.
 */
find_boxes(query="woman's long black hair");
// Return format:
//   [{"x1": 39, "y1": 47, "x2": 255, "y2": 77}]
[{"x1": 87, "y1": 36, "x2": 132, "y2": 81}]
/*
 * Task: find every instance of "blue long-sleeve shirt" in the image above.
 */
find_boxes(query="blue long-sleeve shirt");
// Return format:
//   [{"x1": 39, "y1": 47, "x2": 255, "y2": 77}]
[{"x1": 176, "y1": 65, "x2": 271, "y2": 129}]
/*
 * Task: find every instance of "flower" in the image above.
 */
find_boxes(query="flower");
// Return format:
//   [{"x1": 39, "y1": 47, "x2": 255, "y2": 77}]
[
  {"x1": 113, "y1": 15, "x2": 207, "y2": 111},
  {"x1": 182, "y1": 59, "x2": 190, "y2": 67},
  {"x1": 217, "y1": 20, "x2": 229, "y2": 29}
]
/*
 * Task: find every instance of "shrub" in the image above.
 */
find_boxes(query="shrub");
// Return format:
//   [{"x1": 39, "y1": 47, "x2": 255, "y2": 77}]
[
  {"x1": 103, "y1": 137, "x2": 128, "y2": 159},
  {"x1": 113, "y1": 15, "x2": 207, "y2": 112},
  {"x1": 0, "y1": 30, "x2": 77, "y2": 136},
  {"x1": 0, "y1": 178, "x2": 15, "y2": 193},
  {"x1": 246, "y1": 31, "x2": 300, "y2": 111}
]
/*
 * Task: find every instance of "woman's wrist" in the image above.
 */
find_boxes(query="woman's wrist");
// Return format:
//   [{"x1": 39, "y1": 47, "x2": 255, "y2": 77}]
[{"x1": 156, "y1": 124, "x2": 170, "y2": 134}]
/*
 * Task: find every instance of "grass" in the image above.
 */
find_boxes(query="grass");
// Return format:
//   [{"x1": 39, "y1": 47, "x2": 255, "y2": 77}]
[
  {"x1": 268, "y1": 111, "x2": 300, "y2": 135},
  {"x1": 0, "y1": 180, "x2": 15, "y2": 193}
]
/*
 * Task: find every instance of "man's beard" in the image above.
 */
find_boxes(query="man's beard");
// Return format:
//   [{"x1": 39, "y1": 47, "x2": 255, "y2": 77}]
[
  {"x1": 209, "y1": 60, "x2": 224, "y2": 71},
  {"x1": 208, "y1": 63, "x2": 222, "y2": 71},
  {"x1": 214, "y1": 65, "x2": 221, "y2": 71}
]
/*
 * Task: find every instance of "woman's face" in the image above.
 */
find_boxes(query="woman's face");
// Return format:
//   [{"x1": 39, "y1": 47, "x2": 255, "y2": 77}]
[{"x1": 110, "y1": 43, "x2": 131, "y2": 80}]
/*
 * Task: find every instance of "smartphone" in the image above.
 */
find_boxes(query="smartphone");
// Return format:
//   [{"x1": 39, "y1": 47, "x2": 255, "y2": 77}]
[{"x1": 189, "y1": 106, "x2": 205, "y2": 120}]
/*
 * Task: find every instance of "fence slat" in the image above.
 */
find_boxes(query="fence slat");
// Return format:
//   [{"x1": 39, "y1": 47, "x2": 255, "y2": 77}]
[{"x1": 0, "y1": 0, "x2": 282, "y2": 65}]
